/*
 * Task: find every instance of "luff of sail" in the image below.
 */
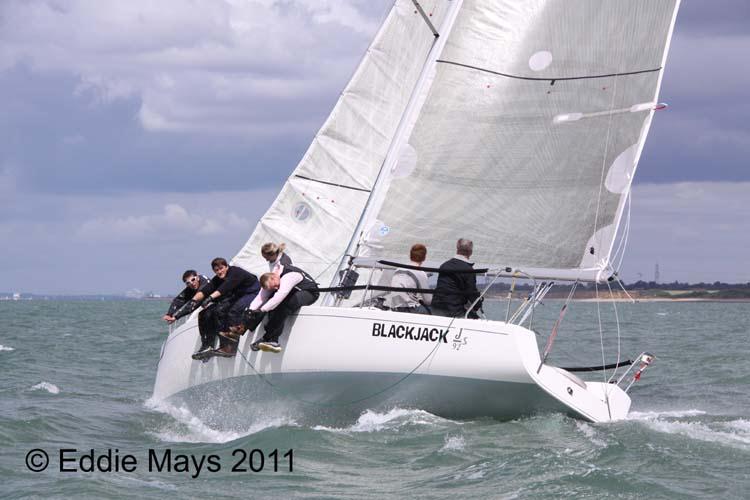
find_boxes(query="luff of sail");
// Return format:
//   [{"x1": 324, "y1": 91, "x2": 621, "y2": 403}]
[
  {"x1": 359, "y1": 0, "x2": 681, "y2": 282},
  {"x1": 232, "y1": 1, "x2": 452, "y2": 285}
]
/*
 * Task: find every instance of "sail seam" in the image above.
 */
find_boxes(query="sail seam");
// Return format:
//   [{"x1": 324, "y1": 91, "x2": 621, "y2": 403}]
[
  {"x1": 436, "y1": 59, "x2": 661, "y2": 82},
  {"x1": 293, "y1": 175, "x2": 371, "y2": 193}
]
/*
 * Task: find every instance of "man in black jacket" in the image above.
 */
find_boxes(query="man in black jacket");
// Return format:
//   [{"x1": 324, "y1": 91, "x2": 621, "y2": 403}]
[
  {"x1": 162, "y1": 270, "x2": 209, "y2": 324},
  {"x1": 188, "y1": 257, "x2": 260, "y2": 359},
  {"x1": 431, "y1": 238, "x2": 482, "y2": 318}
]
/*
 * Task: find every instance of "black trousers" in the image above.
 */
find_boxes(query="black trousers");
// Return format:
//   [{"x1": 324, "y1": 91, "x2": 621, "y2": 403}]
[
  {"x1": 198, "y1": 293, "x2": 257, "y2": 348},
  {"x1": 261, "y1": 289, "x2": 318, "y2": 343}
]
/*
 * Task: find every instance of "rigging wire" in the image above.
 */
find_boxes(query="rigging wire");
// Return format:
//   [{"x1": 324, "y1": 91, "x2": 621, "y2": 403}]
[
  {"x1": 590, "y1": 31, "x2": 625, "y2": 408},
  {"x1": 611, "y1": 190, "x2": 632, "y2": 272},
  {"x1": 605, "y1": 278, "x2": 623, "y2": 384}
]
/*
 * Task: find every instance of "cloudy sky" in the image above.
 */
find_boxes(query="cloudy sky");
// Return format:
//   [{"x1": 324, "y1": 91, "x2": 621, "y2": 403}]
[{"x1": 1, "y1": 0, "x2": 748, "y2": 295}]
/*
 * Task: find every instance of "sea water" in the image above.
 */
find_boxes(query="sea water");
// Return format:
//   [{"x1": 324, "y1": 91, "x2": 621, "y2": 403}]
[{"x1": 1, "y1": 300, "x2": 748, "y2": 498}]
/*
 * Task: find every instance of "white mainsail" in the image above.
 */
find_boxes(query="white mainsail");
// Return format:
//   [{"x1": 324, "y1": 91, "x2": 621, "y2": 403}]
[
  {"x1": 232, "y1": 1, "x2": 452, "y2": 285},
  {"x1": 355, "y1": 0, "x2": 681, "y2": 282}
]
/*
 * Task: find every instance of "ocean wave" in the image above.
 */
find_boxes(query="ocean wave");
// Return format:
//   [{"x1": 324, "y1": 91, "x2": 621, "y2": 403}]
[
  {"x1": 453, "y1": 461, "x2": 495, "y2": 481},
  {"x1": 313, "y1": 407, "x2": 453, "y2": 433},
  {"x1": 630, "y1": 411, "x2": 750, "y2": 449},
  {"x1": 30, "y1": 382, "x2": 60, "y2": 394},
  {"x1": 575, "y1": 421, "x2": 608, "y2": 448},
  {"x1": 440, "y1": 434, "x2": 466, "y2": 452},
  {"x1": 145, "y1": 398, "x2": 295, "y2": 444},
  {"x1": 628, "y1": 409, "x2": 707, "y2": 420},
  {"x1": 0, "y1": 345, "x2": 14, "y2": 352}
]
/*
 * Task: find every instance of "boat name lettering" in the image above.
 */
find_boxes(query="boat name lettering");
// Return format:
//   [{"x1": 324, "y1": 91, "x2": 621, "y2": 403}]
[{"x1": 371, "y1": 323, "x2": 448, "y2": 343}]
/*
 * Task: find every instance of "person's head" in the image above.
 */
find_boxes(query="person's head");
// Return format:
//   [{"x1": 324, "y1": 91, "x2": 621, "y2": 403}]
[
  {"x1": 211, "y1": 257, "x2": 229, "y2": 279},
  {"x1": 456, "y1": 238, "x2": 473, "y2": 258},
  {"x1": 260, "y1": 272, "x2": 280, "y2": 291},
  {"x1": 261, "y1": 242, "x2": 286, "y2": 262},
  {"x1": 410, "y1": 243, "x2": 427, "y2": 264},
  {"x1": 182, "y1": 270, "x2": 201, "y2": 290}
]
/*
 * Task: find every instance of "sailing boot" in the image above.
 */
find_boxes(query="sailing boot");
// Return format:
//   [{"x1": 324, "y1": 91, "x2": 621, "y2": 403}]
[
  {"x1": 212, "y1": 344, "x2": 237, "y2": 358},
  {"x1": 191, "y1": 344, "x2": 214, "y2": 360}
]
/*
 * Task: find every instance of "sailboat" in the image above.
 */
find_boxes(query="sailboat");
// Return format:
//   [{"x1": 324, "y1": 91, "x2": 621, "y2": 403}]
[{"x1": 153, "y1": 0, "x2": 681, "y2": 422}]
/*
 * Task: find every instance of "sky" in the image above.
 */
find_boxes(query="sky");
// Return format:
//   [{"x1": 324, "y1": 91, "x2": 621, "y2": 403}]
[{"x1": 1, "y1": 0, "x2": 748, "y2": 295}]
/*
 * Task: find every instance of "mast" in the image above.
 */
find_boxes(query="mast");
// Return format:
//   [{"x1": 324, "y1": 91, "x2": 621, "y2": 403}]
[{"x1": 325, "y1": 0, "x2": 465, "y2": 299}]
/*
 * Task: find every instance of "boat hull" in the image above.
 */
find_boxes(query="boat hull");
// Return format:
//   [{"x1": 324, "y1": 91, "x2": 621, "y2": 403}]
[{"x1": 153, "y1": 306, "x2": 631, "y2": 422}]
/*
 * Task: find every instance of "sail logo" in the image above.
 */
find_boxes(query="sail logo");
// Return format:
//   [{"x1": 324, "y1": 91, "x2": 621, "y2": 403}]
[
  {"x1": 291, "y1": 202, "x2": 312, "y2": 222},
  {"x1": 371, "y1": 322, "x2": 448, "y2": 343}
]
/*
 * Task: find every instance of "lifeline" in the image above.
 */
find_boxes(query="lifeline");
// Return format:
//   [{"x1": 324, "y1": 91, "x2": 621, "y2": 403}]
[{"x1": 371, "y1": 323, "x2": 448, "y2": 343}]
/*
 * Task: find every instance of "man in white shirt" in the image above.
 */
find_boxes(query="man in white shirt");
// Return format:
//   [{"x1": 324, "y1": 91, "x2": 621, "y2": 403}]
[
  {"x1": 247, "y1": 264, "x2": 319, "y2": 353},
  {"x1": 384, "y1": 243, "x2": 432, "y2": 314}
]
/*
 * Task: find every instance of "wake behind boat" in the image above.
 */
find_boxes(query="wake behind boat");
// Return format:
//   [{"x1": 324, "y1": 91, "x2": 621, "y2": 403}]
[{"x1": 154, "y1": 0, "x2": 681, "y2": 422}]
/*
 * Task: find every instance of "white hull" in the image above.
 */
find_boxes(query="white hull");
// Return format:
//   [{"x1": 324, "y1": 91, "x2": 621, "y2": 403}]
[{"x1": 153, "y1": 306, "x2": 631, "y2": 422}]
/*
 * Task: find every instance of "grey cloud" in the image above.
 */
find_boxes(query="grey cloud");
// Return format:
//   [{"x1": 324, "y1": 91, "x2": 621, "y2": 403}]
[
  {"x1": 623, "y1": 182, "x2": 750, "y2": 284},
  {"x1": 0, "y1": 188, "x2": 278, "y2": 294},
  {"x1": 674, "y1": 0, "x2": 750, "y2": 37}
]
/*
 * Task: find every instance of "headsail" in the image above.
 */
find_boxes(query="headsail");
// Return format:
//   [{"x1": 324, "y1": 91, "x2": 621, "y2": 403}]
[
  {"x1": 356, "y1": 0, "x2": 681, "y2": 282},
  {"x1": 232, "y1": 1, "x2": 453, "y2": 284}
]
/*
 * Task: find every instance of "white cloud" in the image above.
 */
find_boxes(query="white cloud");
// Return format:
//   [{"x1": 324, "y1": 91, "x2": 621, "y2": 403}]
[
  {"x1": 0, "y1": 0, "x2": 384, "y2": 134},
  {"x1": 77, "y1": 202, "x2": 250, "y2": 240}
]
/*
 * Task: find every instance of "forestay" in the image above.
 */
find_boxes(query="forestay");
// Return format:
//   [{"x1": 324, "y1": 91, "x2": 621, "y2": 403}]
[
  {"x1": 358, "y1": 0, "x2": 681, "y2": 282},
  {"x1": 232, "y1": 1, "x2": 452, "y2": 285}
]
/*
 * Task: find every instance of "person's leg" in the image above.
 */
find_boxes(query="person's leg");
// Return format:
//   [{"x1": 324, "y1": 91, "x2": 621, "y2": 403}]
[
  {"x1": 197, "y1": 308, "x2": 219, "y2": 349},
  {"x1": 261, "y1": 290, "x2": 314, "y2": 344}
]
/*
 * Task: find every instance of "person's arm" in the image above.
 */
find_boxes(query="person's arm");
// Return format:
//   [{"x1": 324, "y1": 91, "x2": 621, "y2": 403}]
[
  {"x1": 249, "y1": 288, "x2": 272, "y2": 311},
  {"x1": 172, "y1": 299, "x2": 200, "y2": 321},
  {"x1": 417, "y1": 272, "x2": 432, "y2": 306},
  {"x1": 260, "y1": 273, "x2": 303, "y2": 312},
  {"x1": 166, "y1": 289, "x2": 188, "y2": 316}
]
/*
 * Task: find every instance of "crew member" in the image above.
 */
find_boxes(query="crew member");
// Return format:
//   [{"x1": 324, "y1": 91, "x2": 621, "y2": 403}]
[
  {"x1": 431, "y1": 238, "x2": 482, "y2": 318},
  {"x1": 248, "y1": 265, "x2": 319, "y2": 353},
  {"x1": 261, "y1": 242, "x2": 292, "y2": 274},
  {"x1": 189, "y1": 257, "x2": 260, "y2": 359},
  {"x1": 162, "y1": 270, "x2": 209, "y2": 324},
  {"x1": 384, "y1": 243, "x2": 431, "y2": 314}
]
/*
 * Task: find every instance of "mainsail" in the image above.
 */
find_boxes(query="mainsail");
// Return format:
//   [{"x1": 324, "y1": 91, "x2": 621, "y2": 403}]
[
  {"x1": 232, "y1": 1, "x2": 453, "y2": 285},
  {"x1": 356, "y1": 0, "x2": 681, "y2": 282},
  {"x1": 234, "y1": 0, "x2": 681, "y2": 285}
]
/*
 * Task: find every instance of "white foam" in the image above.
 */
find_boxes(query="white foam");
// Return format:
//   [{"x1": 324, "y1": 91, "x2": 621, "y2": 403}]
[
  {"x1": 0, "y1": 345, "x2": 14, "y2": 352},
  {"x1": 30, "y1": 382, "x2": 60, "y2": 394},
  {"x1": 630, "y1": 411, "x2": 750, "y2": 449},
  {"x1": 628, "y1": 409, "x2": 706, "y2": 420},
  {"x1": 575, "y1": 421, "x2": 607, "y2": 448},
  {"x1": 440, "y1": 435, "x2": 466, "y2": 452},
  {"x1": 724, "y1": 419, "x2": 750, "y2": 433},
  {"x1": 643, "y1": 419, "x2": 750, "y2": 448},
  {"x1": 145, "y1": 398, "x2": 295, "y2": 444},
  {"x1": 314, "y1": 407, "x2": 451, "y2": 433}
]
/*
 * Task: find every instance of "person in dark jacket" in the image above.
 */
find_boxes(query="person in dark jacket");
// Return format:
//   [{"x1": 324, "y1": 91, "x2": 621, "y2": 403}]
[
  {"x1": 162, "y1": 270, "x2": 209, "y2": 324},
  {"x1": 188, "y1": 257, "x2": 260, "y2": 359},
  {"x1": 431, "y1": 238, "x2": 482, "y2": 318},
  {"x1": 245, "y1": 265, "x2": 319, "y2": 353}
]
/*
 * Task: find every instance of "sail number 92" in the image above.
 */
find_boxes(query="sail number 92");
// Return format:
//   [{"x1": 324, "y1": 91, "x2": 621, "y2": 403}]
[{"x1": 231, "y1": 449, "x2": 293, "y2": 473}]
